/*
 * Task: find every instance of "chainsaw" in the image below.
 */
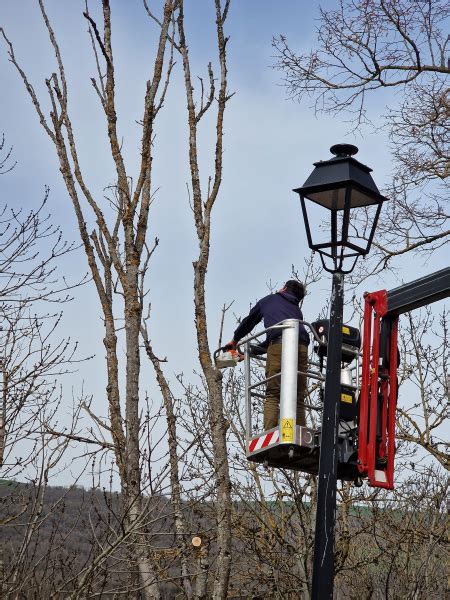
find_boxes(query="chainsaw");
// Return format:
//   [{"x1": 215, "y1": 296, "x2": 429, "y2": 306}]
[{"x1": 214, "y1": 346, "x2": 244, "y2": 369}]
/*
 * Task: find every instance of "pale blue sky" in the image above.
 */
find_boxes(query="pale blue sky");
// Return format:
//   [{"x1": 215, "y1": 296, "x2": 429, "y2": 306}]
[{"x1": 1, "y1": 1, "x2": 447, "y2": 485}]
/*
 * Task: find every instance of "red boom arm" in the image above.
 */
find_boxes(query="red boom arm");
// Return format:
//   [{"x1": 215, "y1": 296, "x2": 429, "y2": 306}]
[{"x1": 358, "y1": 290, "x2": 398, "y2": 489}]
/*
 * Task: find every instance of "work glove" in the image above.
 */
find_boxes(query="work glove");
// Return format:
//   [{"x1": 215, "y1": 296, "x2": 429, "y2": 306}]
[
  {"x1": 223, "y1": 340, "x2": 237, "y2": 351},
  {"x1": 235, "y1": 350, "x2": 244, "y2": 362}
]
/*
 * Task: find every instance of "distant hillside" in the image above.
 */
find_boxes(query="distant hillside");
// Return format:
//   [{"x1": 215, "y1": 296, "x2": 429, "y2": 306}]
[
  {"x1": 0, "y1": 481, "x2": 446, "y2": 599},
  {"x1": 0, "y1": 482, "x2": 193, "y2": 598}
]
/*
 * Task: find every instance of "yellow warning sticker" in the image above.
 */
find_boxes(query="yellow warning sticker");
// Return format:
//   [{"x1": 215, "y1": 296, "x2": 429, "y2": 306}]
[
  {"x1": 341, "y1": 393, "x2": 353, "y2": 404},
  {"x1": 281, "y1": 418, "x2": 294, "y2": 442},
  {"x1": 342, "y1": 326, "x2": 350, "y2": 335}
]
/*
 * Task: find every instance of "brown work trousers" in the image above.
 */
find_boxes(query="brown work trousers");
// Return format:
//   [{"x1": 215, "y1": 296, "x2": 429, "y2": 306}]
[{"x1": 264, "y1": 343, "x2": 308, "y2": 430}]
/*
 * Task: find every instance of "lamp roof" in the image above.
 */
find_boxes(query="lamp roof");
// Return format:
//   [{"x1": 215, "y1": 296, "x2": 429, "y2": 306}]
[{"x1": 294, "y1": 144, "x2": 386, "y2": 201}]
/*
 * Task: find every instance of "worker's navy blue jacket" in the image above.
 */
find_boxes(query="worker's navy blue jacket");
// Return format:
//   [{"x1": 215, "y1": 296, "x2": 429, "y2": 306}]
[{"x1": 233, "y1": 291, "x2": 310, "y2": 349}]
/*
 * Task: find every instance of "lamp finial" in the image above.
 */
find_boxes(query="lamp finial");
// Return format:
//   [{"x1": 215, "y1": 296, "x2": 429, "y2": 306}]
[{"x1": 330, "y1": 144, "x2": 358, "y2": 158}]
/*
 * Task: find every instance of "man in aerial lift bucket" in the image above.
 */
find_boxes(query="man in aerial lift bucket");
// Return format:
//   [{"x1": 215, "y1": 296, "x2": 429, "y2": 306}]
[{"x1": 224, "y1": 280, "x2": 310, "y2": 430}]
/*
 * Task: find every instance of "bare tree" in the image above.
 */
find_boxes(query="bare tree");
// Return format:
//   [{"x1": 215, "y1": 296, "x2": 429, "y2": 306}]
[
  {"x1": 2, "y1": 0, "x2": 236, "y2": 596},
  {"x1": 141, "y1": 320, "x2": 194, "y2": 599},
  {"x1": 395, "y1": 308, "x2": 449, "y2": 467},
  {"x1": 338, "y1": 463, "x2": 447, "y2": 599},
  {"x1": 1, "y1": 0, "x2": 179, "y2": 595},
  {"x1": 0, "y1": 168, "x2": 83, "y2": 471},
  {"x1": 0, "y1": 133, "x2": 16, "y2": 174},
  {"x1": 0, "y1": 140, "x2": 94, "y2": 598},
  {"x1": 273, "y1": 0, "x2": 449, "y2": 274},
  {"x1": 175, "y1": 1, "x2": 233, "y2": 597}
]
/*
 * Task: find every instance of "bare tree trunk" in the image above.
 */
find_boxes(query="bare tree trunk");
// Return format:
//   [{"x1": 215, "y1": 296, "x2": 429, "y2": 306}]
[
  {"x1": 176, "y1": 1, "x2": 233, "y2": 596},
  {"x1": 194, "y1": 543, "x2": 209, "y2": 599},
  {"x1": 142, "y1": 326, "x2": 193, "y2": 599}
]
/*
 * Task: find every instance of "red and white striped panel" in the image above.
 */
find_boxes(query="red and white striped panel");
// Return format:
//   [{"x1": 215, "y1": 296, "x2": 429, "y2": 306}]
[{"x1": 248, "y1": 429, "x2": 279, "y2": 453}]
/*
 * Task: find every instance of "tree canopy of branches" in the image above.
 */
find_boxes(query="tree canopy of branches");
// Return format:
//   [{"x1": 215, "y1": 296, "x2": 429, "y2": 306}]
[
  {"x1": 0, "y1": 136, "x2": 82, "y2": 473},
  {"x1": 273, "y1": 0, "x2": 449, "y2": 273}
]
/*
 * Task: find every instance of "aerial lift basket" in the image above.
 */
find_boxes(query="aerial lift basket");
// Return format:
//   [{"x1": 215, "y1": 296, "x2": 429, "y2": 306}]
[{"x1": 240, "y1": 319, "x2": 362, "y2": 480}]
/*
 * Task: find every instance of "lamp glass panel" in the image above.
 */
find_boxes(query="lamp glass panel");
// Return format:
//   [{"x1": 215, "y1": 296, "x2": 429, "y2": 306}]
[
  {"x1": 341, "y1": 202, "x2": 380, "y2": 253},
  {"x1": 306, "y1": 186, "x2": 380, "y2": 209},
  {"x1": 306, "y1": 187, "x2": 346, "y2": 210},
  {"x1": 301, "y1": 195, "x2": 344, "y2": 248},
  {"x1": 302, "y1": 196, "x2": 380, "y2": 253}
]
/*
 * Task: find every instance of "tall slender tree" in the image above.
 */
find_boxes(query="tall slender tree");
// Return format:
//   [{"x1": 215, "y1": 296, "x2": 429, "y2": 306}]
[{"x1": 1, "y1": 1, "x2": 234, "y2": 596}]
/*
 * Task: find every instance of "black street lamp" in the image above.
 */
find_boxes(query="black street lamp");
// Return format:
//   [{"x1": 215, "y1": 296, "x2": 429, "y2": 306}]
[
  {"x1": 294, "y1": 143, "x2": 387, "y2": 274},
  {"x1": 293, "y1": 144, "x2": 387, "y2": 600}
]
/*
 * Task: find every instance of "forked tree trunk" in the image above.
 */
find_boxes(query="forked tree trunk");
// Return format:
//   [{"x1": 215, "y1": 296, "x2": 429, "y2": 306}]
[{"x1": 2, "y1": 1, "x2": 178, "y2": 596}]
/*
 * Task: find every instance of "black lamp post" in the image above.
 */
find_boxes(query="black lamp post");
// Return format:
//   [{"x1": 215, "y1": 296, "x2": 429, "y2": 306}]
[{"x1": 293, "y1": 144, "x2": 387, "y2": 600}]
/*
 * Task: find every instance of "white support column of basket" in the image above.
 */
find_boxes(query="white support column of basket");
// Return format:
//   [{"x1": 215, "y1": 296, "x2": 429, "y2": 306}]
[{"x1": 279, "y1": 319, "x2": 299, "y2": 443}]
